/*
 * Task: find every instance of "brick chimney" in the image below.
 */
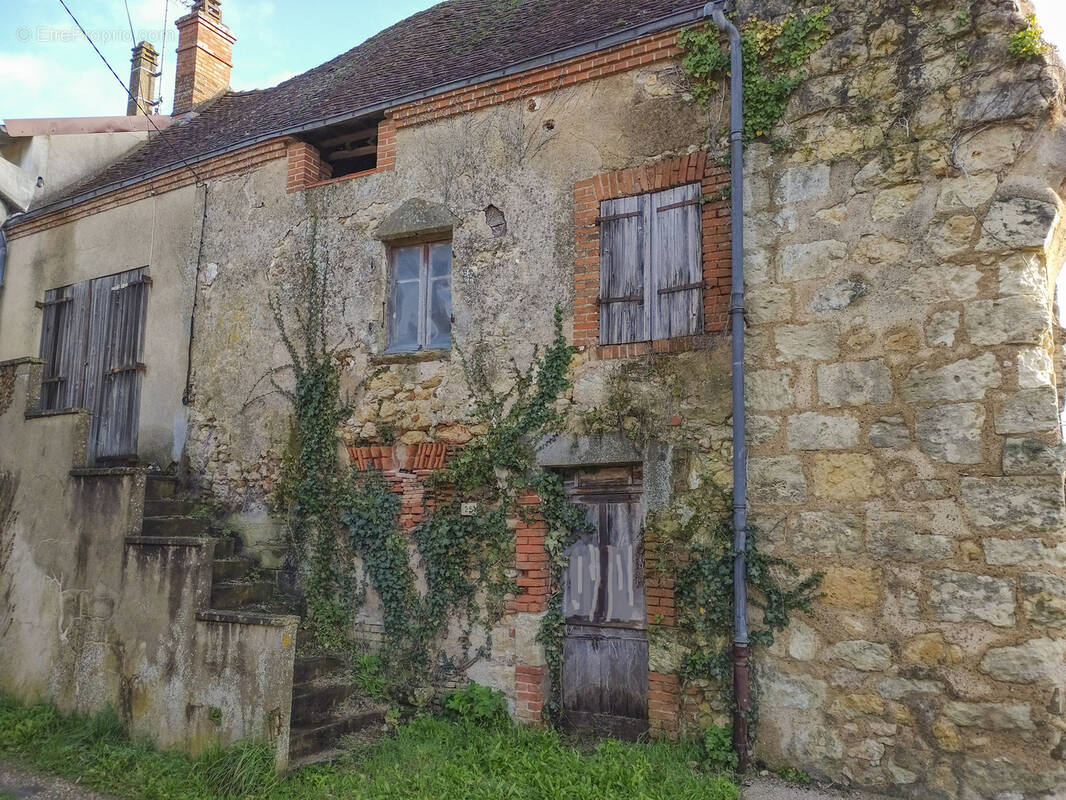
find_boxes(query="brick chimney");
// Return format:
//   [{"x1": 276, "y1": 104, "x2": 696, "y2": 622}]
[
  {"x1": 127, "y1": 41, "x2": 159, "y2": 116},
  {"x1": 173, "y1": 0, "x2": 235, "y2": 115}
]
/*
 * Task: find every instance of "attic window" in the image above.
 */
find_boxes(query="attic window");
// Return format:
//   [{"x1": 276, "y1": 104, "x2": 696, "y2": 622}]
[{"x1": 302, "y1": 113, "x2": 385, "y2": 179}]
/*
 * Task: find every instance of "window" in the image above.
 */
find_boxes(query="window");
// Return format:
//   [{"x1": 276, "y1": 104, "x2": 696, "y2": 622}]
[
  {"x1": 301, "y1": 112, "x2": 385, "y2": 179},
  {"x1": 598, "y1": 182, "x2": 704, "y2": 345},
  {"x1": 387, "y1": 240, "x2": 452, "y2": 352},
  {"x1": 37, "y1": 267, "x2": 150, "y2": 462}
]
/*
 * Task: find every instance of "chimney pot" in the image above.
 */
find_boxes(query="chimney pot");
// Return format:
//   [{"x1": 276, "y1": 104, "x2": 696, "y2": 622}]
[
  {"x1": 172, "y1": 0, "x2": 235, "y2": 115},
  {"x1": 127, "y1": 41, "x2": 160, "y2": 116}
]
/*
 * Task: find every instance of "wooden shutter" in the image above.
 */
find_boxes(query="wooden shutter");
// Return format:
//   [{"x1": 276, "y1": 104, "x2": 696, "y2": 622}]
[
  {"x1": 599, "y1": 195, "x2": 649, "y2": 345},
  {"x1": 85, "y1": 268, "x2": 149, "y2": 462},
  {"x1": 37, "y1": 281, "x2": 91, "y2": 411},
  {"x1": 651, "y1": 183, "x2": 704, "y2": 340}
]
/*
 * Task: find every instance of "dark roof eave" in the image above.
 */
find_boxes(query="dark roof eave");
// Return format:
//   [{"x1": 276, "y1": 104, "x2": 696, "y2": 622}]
[{"x1": 4, "y1": 4, "x2": 704, "y2": 230}]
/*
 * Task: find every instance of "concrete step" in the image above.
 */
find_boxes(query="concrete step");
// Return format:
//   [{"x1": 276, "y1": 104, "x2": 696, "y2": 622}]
[
  {"x1": 212, "y1": 558, "x2": 253, "y2": 583},
  {"x1": 141, "y1": 516, "x2": 204, "y2": 537},
  {"x1": 144, "y1": 498, "x2": 200, "y2": 518},
  {"x1": 210, "y1": 581, "x2": 274, "y2": 610},
  {"x1": 145, "y1": 476, "x2": 178, "y2": 501},
  {"x1": 293, "y1": 654, "x2": 345, "y2": 685},
  {"x1": 288, "y1": 710, "x2": 384, "y2": 760},
  {"x1": 291, "y1": 682, "x2": 359, "y2": 728}
]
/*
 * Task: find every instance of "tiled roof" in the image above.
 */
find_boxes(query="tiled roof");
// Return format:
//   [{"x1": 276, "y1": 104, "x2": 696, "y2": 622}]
[{"x1": 36, "y1": 0, "x2": 704, "y2": 212}]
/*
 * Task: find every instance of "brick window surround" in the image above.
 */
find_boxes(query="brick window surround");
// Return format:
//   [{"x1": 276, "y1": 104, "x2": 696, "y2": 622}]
[
  {"x1": 573, "y1": 152, "x2": 731, "y2": 360},
  {"x1": 286, "y1": 118, "x2": 398, "y2": 193}
]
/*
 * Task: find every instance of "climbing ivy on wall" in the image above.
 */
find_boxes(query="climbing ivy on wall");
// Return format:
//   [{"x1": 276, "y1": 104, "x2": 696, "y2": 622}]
[{"x1": 679, "y1": 6, "x2": 834, "y2": 141}]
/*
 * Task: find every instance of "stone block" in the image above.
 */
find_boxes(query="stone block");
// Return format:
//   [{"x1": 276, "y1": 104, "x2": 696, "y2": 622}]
[
  {"x1": 869, "y1": 417, "x2": 910, "y2": 448},
  {"x1": 943, "y1": 701, "x2": 1034, "y2": 731},
  {"x1": 979, "y1": 637, "x2": 1066, "y2": 684},
  {"x1": 811, "y1": 454, "x2": 884, "y2": 499},
  {"x1": 901, "y1": 633, "x2": 962, "y2": 667},
  {"x1": 966, "y1": 296, "x2": 1049, "y2": 346},
  {"x1": 994, "y1": 387, "x2": 1059, "y2": 435},
  {"x1": 780, "y1": 240, "x2": 846, "y2": 282},
  {"x1": 774, "y1": 163, "x2": 831, "y2": 204},
  {"x1": 1002, "y1": 438, "x2": 1062, "y2": 475},
  {"x1": 1017, "y1": 347, "x2": 1054, "y2": 389},
  {"x1": 928, "y1": 569, "x2": 1016, "y2": 627},
  {"x1": 876, "y1": 678, "x2": 944, "y2": 701},
  {"x1": 999, "y1": 253, "x2": 1046, "y2": 297},
  {"x1": 926, "y1": 310, "x2": 959, "y2": 347},
  {"x1": 747, "y1": 369, "x2": 794, "y2": 411},
  {"x1": 746, "y1": 286, "x2": 793, "y2": 325},
  {"x1": 791, "y1": 511, "x2": 863, "y2": 556},
  {"x1": 831, "y1": 640, "x2": 892, "y2": 671},
  {"x1": 820, "y1": 567, "x2": 880, "y2": 608},
  {"x1": 902, "y1": 264, "x2": 982, "y2": 301},
  {"x1": 984, "y1": 537, "x2": 1066, "y2": 567},
  {"x1": 915, "y1": 402, "x2": 985, "y2": 464},
  {"x1": 762, "y1": 671, "x2": 827, "y2": 710},
  {"x1": 867, "y1": 510, "x2": 952, "y2": 562},
  {"x1": 786, "y1": 412, "x2": 859, "y2": 451},
  {"x1": 961, "y1": 477, "x2": 1065, "y2": 531},
  {"x1": 775, "y1": 323, "x2": 840, "y2": 362},
  {"x1": 977, "y1": 197, "x2": 1058, "y2": 252},
  {"x1": 749, "y1": 456, "x2": 807, "y2": 505},
  {"x1": 1021, "y1": 572, "x2": 1066, "y2": 628},
  {"x1": 871, "y1": 183, "x2": 922, "y2": 220},
  {"x1": 818, "y1": 360, "x2": 893, "y2": 407},
  {"x1": 902, "y1": 353, "x2": 1001, "y2": 403},
  {"x1": 808, "y1": 277, "x2": 869, "y2": 314}
]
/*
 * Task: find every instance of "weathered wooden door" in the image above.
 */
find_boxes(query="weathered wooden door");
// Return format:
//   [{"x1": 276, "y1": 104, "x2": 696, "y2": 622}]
[
  {"x1": 38, "y1": 267, "x2": 150, "y2": 463},
  {"x1": 561, "y1": 466, "x2": 648, "y2": 739}
]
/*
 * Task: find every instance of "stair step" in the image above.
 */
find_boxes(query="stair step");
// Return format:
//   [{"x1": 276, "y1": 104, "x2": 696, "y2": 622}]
[
  {"x1": 145, "y1": 476, "x2": 178, "y2": 501},
  {"x1": 294, "y1": 655, "x2": 345, "y2": 684},
  {"x1": 210, "y1": 581, "x2": 274, "y2": 610},
  {"x1": 288, "y1": 711, "x2": 384, "y2": 760},
  {"x1": 212, "y1": 558, "x2": 253, "y2": 583},
  {"x1": 291, "y1": 682, "x2": 359, "y2": 727},
  {"x1": 142, "y1": 516, "x2": 204, "y2": 537},
  {"x1": 144, "y1": 498, "x2": 199, "y2": 517}
]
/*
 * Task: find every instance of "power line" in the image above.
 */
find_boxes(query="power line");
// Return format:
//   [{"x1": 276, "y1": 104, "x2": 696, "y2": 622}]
[
  {"x1": 56, "y1": 0, "x2": 205, "y2": 186},
  {"x1": 122, "y1": 0, "x2": 136, "y2": 43},
  {"x1": 157, "y1": 0, "x2": 170, "y2": 111}
]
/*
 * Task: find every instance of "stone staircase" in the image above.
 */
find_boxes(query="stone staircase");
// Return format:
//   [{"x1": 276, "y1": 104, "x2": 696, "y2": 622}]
[{"x1": 141, "y1": 475, "x2": 385, "y2": 766}]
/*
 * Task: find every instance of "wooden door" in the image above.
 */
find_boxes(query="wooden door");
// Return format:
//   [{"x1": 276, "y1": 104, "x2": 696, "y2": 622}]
[
  {"x1": 561, "y1": 467, "x2": 648, "y2": 739},
  {"x1": 38, "y1": 267, "x2": 150, "y2": 463}
]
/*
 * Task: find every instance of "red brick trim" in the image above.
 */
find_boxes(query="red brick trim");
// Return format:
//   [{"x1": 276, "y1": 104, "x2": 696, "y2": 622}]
[
  {"x1": 346, "y1": 442, "x2": 448, "y2": 472},
  {"x1": 286, "y1": 141, "x2": 332, "y2": 193},
  {"x1": 648, "y1": 672, "x2": 681, "y2": 738},
  {"x1": 290, "y1": 118, "x2": 398, "y2": 193},
  {"x1": 511, "y1": 491, "x2": 549, "y2": 614},
  {"x1": 390, "y1": 29, "x2": 682, "y2": 129},
  {"x1": 6, "y1": 139, "x2": 291, "y2": 240},
  {"x1": 573, "y1": 151, "x2": 731, "y2": 360},
  {"x1": 514, "y1": 664, "x2": 548, "y2": 724}
]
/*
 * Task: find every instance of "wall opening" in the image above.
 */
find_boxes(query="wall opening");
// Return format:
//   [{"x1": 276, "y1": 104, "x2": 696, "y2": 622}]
[{"x1": 299, "y1": 112, "x2": 386, "y2": 179}]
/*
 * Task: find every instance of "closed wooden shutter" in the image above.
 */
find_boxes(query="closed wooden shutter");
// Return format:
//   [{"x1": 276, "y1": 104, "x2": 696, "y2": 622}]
[
  {"x1": 651, "y1": 183, "x2": 704, "y2": 340},
  {"x1": 37, "y1": 282, "x2": 91, "y2": 411},
  {"x1": 598, "y1": 195, "x2": 649, "y2": 345}
]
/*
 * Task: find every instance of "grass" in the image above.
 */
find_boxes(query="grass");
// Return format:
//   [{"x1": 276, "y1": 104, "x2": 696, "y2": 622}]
[{"x1": 0, "y1": 694, "x2": 738, "y2": 800}]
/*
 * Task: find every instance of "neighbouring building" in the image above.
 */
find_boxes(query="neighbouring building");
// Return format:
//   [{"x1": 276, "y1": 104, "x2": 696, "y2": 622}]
[{"x1": 2, "y1": 0, "x2": 1066, "y2": 795}]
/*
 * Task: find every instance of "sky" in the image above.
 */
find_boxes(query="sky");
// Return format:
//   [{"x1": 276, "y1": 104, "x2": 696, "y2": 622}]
[{"x1": 0, "y1": 0, "x2": 1065, "y2": 120}]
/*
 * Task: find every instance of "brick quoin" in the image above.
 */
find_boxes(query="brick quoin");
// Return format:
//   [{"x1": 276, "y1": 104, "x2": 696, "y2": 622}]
[
  {"x1": 514, "y1": 664, "x2": 548, "y2": 725},
  {"x1": 509, "y1": 490, "x2": 550, "y2": 614},
  {"x1": 648, "y1": 671, "x2": 681, "y2": 739},
  {"x1": 573, "y1": 151, "x2": 731, "y2": 360}
]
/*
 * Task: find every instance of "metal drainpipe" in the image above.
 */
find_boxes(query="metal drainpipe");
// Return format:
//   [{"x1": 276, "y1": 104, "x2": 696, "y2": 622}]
[{"x1": 704, "y1": 0, "x2": 750, "y2": 772}]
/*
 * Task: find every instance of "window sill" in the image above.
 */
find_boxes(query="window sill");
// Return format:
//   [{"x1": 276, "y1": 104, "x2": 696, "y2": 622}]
[
  {"x1": 370, "y1": 349, "x2": 450, "y2": 366},
  {"x1": 587, "y1": 333, "x2": 723, "y2": 361}
]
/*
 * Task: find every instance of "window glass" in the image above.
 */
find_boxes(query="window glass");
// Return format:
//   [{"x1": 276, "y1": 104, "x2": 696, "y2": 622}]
[{"x1": 388, "y1": 240, "x2": 453, "y2": 352}]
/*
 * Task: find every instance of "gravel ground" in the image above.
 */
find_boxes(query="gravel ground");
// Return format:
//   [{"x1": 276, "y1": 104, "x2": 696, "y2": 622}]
[
  {"x1": 743, "y1": 775, "x2": 896, "y2": 800},
  {"x1": 0, "y1": 763, "x2": 113, "y2": 800}
]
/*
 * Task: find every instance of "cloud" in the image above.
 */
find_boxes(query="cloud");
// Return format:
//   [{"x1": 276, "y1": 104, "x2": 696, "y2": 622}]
[{"x1": 0, "y1": 51, "x2": 125, "y2": 118}]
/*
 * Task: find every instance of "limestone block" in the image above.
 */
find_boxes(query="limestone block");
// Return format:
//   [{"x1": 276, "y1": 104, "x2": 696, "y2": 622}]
[
  {"x1": 762, "y1": 671, "x2": 827, "y2": 710},
  {"x1": 915, "y1": 402, "x2": 985, "y2": 464},
  {"x1": 901, "y1": 633, "x2": 962, "y2": 667},
  {"x1": 831, "y1": 640, "x2": 892, "y2": 671},
  {"x1": 747, "y1": 415, "x2": 780, "y2": 446},
  {"x1": 902, "y1": 264, "x2": 981, "y2": 301},
  {"x1": 999, "y1": 253, "x2": 1047, "y2": 296},
  {"x1": 869, "y1": 417, "x2": 910, "y2": 448},
  {"x1": 747, "y1": 286, "x2": 793, "y2": 324},
  {"x1": 943, "y1": 701, "x2": 1034, "y2": 731},
  {"x1": 928, "y1": 569, "x2": 1016, "y2": 627},
  {"x1": 984, "y1": 537, "x2": 1066, "y2": 567},
  {"x1": 953, "y1": 126, "x2": 1026, "y2": 174},
  {"x1": 876, "y1": 678, "x2": 944, "y2": 701},
  {"x1": 787, "y1": 412, "x2": 859, "y2": 451},
  {"x1": 867, "y1": 510, "x2": 952, "y2": 562},
  {"x1": 791, "y1": 511, "x2": 863, "y2": 556},
  {"x1": 811, "y1": 454, "x2": 884, "y2": 499},
  {"x1": 808, "y1": 277, "x2": 869, "y2": 314},
  {"x1": 930, "y1": 216, "x2": 977, "y2": 258},
  {"x1": 749, "y1": 456, "x2": 807, "y2": 504},
  {"x1": 935, "y1": 173, "x2": 998, "y2": 212},
  {"x1": 746, "y1": 369, "x2": 794, "y2": 412},
  {"x1": 961, "y1": 477, "x2": 1066, "y2": 531},
  {"x1": 787, "y1": 621, "x2": 822, "y2": 661},
  {"x1": 514, "y1": 611, "x2": 546, "y2": 666},
  {"x1": 966, "y1": 296, "x2": 1050, "y2": 346},
  {"x1": 821, "y1": 567, "x2": 880, "y2": 608},
  {"x1": 1021, "y1": 572, "x2": 1066, "y2": 627},
  {"x1": 926, "y1": 310, "x2": 959, "y2": 347},
  {"x1": 1016, "y1": 347, "x2": 1054, "y2": 389},
  {"x1": 780, "y1": 240, "x2": 846, "y2": 282},
  {"x1": 1002, "y1": 438, "x2": 1062, "y2": 475},
  {"x1": 995, "y1": 386, "x2": 1060, "y2": 435},
  {"x1": 775, "y1": 323, "x2": 839, "y2": 362},
  {"x1": 818, "y1": 360, "x2": 893, "y2": 407},
  {"x1": 775, "y1": 163, "x2": 831, "y2": 205},
  {"x1": 980, "y1": 637, "x2": 1066, "y2": 684},
  {"x1": 960, "y1": 83, "x2": 1050, "y2": 127},
  {"x1": 977, "y1": 197, "x2": 1059, "y2": 252},
  {"x1": 871, "y1": 183, "x2": 922, "y2": 220},
  {"x1": 902, "y1": 353, "x2": 1001, "y2": 403}
]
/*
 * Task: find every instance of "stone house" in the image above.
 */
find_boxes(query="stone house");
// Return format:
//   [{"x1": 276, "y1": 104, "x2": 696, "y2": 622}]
[{"x1": 1, "y1": 0, "x2": 1066, "y2": 795}]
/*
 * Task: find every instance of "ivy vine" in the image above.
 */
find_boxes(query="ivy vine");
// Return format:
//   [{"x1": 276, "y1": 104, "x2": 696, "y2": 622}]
[{"x1": 679, "y1": 6, "x2": 834, "y2": 141}]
